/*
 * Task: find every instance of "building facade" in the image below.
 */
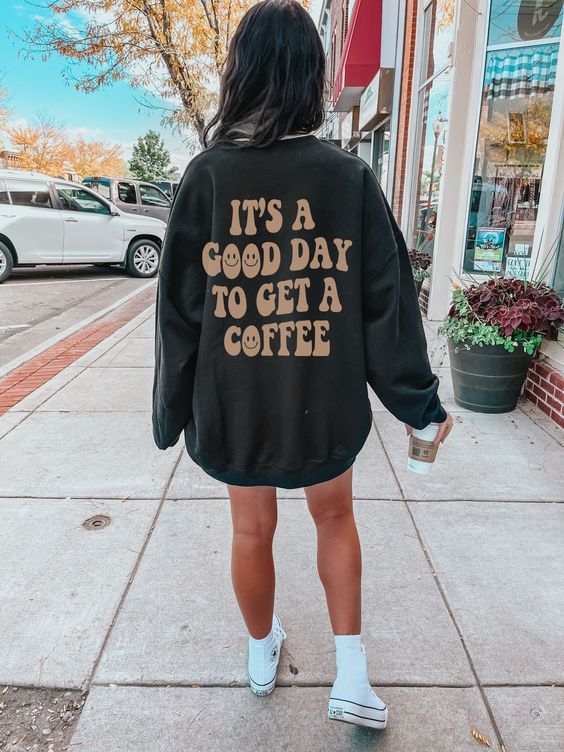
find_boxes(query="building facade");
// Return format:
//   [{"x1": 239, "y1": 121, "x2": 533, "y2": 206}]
[{"x1": 318, "y1": 0, "x2": 564, "y2": 428}]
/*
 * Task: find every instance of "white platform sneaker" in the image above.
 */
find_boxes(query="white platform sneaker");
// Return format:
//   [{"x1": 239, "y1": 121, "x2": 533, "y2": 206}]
[
  {"x1": 248, "y1": 613, "x2": 287, "y2": 696},
  {"x1": 328, "y1": 643, "x2": 388, "y2": 729}
]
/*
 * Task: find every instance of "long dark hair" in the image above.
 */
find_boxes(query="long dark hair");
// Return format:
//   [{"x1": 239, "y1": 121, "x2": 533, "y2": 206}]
[{"x1": 203, "y1": 0, "x2": 326, "y2": 149}]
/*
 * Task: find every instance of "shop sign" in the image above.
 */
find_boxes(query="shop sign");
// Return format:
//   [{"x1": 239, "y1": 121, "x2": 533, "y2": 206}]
[
  {"x1": 359, "y1": 73, "x2": 379, "y2": 131},
  {"x1": 505, "y1": 242, "x2": 532, "y2": 280},
  {"x1": 474, "y1": 228, "x2": 506, "y2": 272},
  {"x1": 518, "y1": 0, "x2": 564, "y2": 41},
  {"x1": 358, "y1": 70, "x2": 394, "y2": 131},
  {"x1": 506, "y1": 256, "x2": 531, "y2": 280}
]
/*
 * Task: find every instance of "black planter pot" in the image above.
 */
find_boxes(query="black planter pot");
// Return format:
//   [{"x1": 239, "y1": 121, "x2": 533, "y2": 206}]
[{"x1": 447, "y1": 339, "x2": 534, "y2": 414}]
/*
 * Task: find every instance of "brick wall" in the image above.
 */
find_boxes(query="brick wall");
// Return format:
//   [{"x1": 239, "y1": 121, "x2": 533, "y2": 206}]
[
  {"x1": 523, "y1": 357, "x2": 564, "y2": 429},
  {"x1": 392, "y1": 0, "x2": 418, "y2": 223},
  {"x1": 330, "y1": 0, "x2": 349, "y2": 91}
]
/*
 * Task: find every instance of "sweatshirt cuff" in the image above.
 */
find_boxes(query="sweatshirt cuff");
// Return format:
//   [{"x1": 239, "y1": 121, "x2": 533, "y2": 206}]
[{"x1": 427, "y1": 398, "x2": 448, "y2": 426}]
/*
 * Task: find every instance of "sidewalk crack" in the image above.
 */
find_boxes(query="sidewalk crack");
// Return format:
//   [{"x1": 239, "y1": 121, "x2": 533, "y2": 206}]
[
  {"x1": 404, "y1": 500, "x2": 507, "y2": 751},
  {"x1": 83, "y1": 446, "x2": 184, "y2": 691}
]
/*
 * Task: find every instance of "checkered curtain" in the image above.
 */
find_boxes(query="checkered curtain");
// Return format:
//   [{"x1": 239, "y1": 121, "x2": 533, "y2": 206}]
[{"x1": 483, "y1": 45, "x2": 559, "y2": 100}]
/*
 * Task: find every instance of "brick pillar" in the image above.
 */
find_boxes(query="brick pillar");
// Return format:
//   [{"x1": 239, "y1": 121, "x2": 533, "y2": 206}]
[
  {"x1": 392, "y1": 0, "x2": 418, "y2": 226},
  {"x1": 523, "y1": 357, "x2": 564, "y2": 429}
]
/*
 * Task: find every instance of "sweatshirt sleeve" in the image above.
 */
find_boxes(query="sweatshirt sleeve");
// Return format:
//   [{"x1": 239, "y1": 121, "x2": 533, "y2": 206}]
[
  {"x1": 360, "y1": 165, "x2": 447, "y2": 430},
  {"x1": 152, "y1": 159, "x2": 211, "y2": 450}
]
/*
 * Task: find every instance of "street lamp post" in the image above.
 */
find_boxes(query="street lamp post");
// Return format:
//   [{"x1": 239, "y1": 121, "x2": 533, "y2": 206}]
[{"x1": 426, "y1": 113, "x2": 445, "y2": 215}]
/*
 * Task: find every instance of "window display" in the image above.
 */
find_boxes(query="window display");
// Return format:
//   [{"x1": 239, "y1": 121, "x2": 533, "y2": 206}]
[{"x1": 463, "y1": 40, "x2": 559, "y2": 273}]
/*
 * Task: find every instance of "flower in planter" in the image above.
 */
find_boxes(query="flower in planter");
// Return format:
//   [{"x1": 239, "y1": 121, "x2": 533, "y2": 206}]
[
  {"x1": 408, "y1": 248, "x2": 432, "y2": 283},
  {"x1": 439, "y1": 277, "x2": 564, "y2": 355}
]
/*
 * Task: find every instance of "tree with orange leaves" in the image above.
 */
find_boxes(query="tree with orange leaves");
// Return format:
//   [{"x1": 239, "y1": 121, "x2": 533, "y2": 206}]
[
  {"x1": 21, "y1": 0, "x2": 310, "y2": 144},
  {"x1": 7, "y1": 115, "x2": 68, "y2": 175},
  {"x1": 65, "y1": 138, "x2": 124, "y2": 178},
  {"x1": 7, "y1": 115, "x2": 123, "y2": 178}
]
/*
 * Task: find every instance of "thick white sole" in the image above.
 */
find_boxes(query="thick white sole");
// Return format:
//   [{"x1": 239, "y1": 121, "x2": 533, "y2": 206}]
[
  {"x1": 249, "y1": 676, "x2": 276, "y2": 696},
  {"x1": 328, "y1": 696, "x2": 388, "y2": 729}
]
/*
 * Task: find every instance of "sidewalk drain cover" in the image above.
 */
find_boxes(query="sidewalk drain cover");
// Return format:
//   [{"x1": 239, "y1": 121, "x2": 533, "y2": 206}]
[{"x1": 83, "y1": 515, "x2": 111, "y2": 531}]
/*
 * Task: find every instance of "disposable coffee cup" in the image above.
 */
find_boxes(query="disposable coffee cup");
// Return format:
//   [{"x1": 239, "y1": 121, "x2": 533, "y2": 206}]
[{"x1": 407, "y1": 422, "x2": 441, "y2": 475}]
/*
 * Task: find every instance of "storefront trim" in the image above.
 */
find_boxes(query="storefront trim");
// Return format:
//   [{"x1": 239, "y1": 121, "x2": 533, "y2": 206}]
[
  {"x1": 486, "y1": 38, "x2": 561, "y2": 52},
  {"x1": 424, "y1": 0, "x2": 488, "y2": 320}
]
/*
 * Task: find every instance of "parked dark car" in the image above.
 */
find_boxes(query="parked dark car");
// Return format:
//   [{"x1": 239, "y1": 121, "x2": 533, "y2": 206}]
[{"x1": 152, "y1": 179, "x2": 180, "y2": 199}]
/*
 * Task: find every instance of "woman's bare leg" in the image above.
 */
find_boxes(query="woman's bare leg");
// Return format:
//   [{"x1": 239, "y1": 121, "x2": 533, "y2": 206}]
[
  {"x1": 227, "y1": 484, "x2": 278, "y2": 639},
  {"x1": 304, "y1": 466, "x2": 361, "y2": 635}
]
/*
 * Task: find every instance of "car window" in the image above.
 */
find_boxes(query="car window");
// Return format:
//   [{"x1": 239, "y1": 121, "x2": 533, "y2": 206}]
[
  {"x1": 83, "y1": 179, "x2": 111, "y2": 200},
  {"x1": 154, "y1": 181, "x2": 173, "y2": 197},
  {"x1": 56, "y1": 185, "x2": 111, "y2": 215},
  {"x1": 139, "y1": 184, "x2": 171, "y2": 208},
  {"x1": 117, "y1": 182, "x2": 137, "y2": 204},
  {"x1": 0, "y1": 179, "x2": 9, "y2": 204},
  {"x1": 5, "y1": 179, "x2": 53, "y2": 209}
]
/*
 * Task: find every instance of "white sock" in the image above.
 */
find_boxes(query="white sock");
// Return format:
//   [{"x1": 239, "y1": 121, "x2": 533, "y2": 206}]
[
  {"x1": 334, "y1": 634, "x2": 362, "y2": 652},
  {"x1": 249, "y1": 627, "x2": 274, "y2": 650},
  {"x1": 334, "y1": 634, "x2": 366, "y2": 685}
]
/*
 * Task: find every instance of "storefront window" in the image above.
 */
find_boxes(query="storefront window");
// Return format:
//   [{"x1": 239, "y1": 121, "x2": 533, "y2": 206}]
[
  {"x1": 488, "y1": 0, "x2": 563, "y2": 47},
  {"x1": 463, "y1": 40, "x2": 560, "y2": 274},
  {"x1": 411, "y1": 0, "x2": 455, "y2": 256},
  {"x1": 420, "y1": 0, "x2": 456, "y2": 82},
  {"x1": 412, "y1": 72, "x2": 451, "y2": 255},
  {"x1": 372, "y1": 123, "x2": 390, "y2": 188}
]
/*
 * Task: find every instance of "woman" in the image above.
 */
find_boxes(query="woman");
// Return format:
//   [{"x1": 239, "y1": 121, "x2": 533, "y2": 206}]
[{"x1": 152, "y1": 0, "x2": 453, "y2": 729}]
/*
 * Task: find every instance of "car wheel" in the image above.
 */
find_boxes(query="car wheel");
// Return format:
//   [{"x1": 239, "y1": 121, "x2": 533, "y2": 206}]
[
  {"x1": 0, "y1": 242, "x2": 14, "y2": 283},
  {"x1": 126, "y1": 239, "x2": 160, "y2": 278}
]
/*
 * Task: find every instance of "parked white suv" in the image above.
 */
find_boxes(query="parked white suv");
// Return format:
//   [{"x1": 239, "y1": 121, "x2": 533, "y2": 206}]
[{"x1": 0, "y1": 170, "x2": 167, "y2": 283}]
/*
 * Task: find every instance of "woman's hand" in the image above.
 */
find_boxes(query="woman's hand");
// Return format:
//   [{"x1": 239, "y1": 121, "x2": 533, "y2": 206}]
[{"x1": 404, "y1": 413, "x2": 453, "y2": 445}]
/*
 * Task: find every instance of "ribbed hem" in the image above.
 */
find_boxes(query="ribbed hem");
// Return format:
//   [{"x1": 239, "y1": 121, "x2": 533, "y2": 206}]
[
  {"x1": 183, "y1": 410, "x2": 372, "y2": 489},
  {"x1": 184, "y1": 443, "x2": 358, "y2": 489}
]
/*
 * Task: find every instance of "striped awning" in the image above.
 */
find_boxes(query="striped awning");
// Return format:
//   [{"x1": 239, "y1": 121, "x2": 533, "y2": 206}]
[{"x1": 483, "y1": 44, "x2": 559, "y2": 100}]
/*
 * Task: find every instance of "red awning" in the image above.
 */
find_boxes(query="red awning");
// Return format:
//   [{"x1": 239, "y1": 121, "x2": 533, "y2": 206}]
[{"x1": 333, "y1": 0, "x2": 382, "y2": 112}]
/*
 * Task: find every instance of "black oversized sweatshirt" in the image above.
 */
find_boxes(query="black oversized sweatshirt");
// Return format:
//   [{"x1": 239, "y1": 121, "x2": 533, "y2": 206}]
[{"x1": 152, "y1": 134, "x2": 446, "y2": 488}]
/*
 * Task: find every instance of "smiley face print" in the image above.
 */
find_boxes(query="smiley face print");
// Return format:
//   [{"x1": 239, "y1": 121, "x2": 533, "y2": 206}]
[
  {"x1": 223, "y1": 243, "x2": 241, "y2": 279},
  {"x1": 241, "y1": 325, "x2": 261, "y2": 356},
  {"x1": 242, "y1": 243, "x2": 261, "y2": 278}
]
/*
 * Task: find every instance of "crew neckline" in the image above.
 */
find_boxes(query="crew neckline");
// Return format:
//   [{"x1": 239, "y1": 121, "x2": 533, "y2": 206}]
[{"x1": 233, "y1": 133, "x2": 318, "y2": 143}]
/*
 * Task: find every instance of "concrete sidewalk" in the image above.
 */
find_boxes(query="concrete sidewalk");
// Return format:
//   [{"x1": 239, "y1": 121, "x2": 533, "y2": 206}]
[{"x1": 1, "y1": 304, "x2": 563, "y2": 751}]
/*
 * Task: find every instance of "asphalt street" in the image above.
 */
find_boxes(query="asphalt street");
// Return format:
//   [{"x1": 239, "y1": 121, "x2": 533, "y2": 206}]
[{"x1": 0, "y1": 264, "x2": 155, "y2": 369}]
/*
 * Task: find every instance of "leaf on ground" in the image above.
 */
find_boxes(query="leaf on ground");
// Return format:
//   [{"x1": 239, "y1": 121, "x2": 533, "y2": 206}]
[{"x1": 471, "y1": 727, "x2": 491, "y2": 747}]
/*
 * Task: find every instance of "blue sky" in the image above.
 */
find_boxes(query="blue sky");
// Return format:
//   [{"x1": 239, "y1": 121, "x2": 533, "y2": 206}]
[{"x1": 1, "y1": 1, "x2": 323, "y2": 172}]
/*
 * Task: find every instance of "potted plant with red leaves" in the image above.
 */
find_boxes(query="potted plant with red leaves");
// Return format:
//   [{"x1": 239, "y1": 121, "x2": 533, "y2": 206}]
[
  {"x1": 408, "y1": 249, "x2": 432, "y2": 298},
  {"x1": 438, "y1": 277, "x2": 564, "y2": 413}
]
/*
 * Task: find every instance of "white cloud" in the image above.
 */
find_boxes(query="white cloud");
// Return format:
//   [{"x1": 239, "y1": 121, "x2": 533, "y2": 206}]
[
  {"x1": 65, "y1": 125, "x2": 114, "y2": 141},
  {"x1": 7, "y1": 116, "x2": 29, "y2": 129}
]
